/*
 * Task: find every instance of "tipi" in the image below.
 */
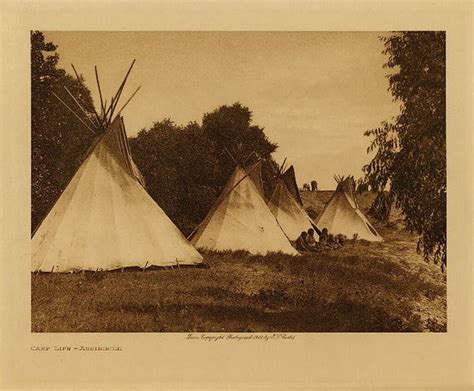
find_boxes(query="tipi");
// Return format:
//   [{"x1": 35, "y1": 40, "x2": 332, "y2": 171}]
[
  {"x1": 315, "y1": 175, "x2": 383, "y2": 241},
  {"x1": 189, "y1": 164, "x2": 299, "y2": 255},
  {"x1": 32, "y1": 62, "x2": 203, "y2": 272},
  {"x1": 268, "y1": 166, "x2": 319, "y2": 241}
]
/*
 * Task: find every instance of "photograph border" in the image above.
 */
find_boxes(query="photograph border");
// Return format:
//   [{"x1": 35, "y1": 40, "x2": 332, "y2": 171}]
[{"x1": 1, "y1": 1, "x2": 472, "y2": 389}]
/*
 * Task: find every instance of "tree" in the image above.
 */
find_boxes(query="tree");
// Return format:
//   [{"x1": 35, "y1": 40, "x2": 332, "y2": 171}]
[
  {"x1": 129, "y1": 119, "x2": 220, "y2": 234},
  {"x1": 355, "y1": 177, "x2": 369, "y2": 194},
  {"x1": 364, "y1": 32, "x2": 446, "y2": 267},
  {"x1": 129, "y1": 103, "x2": 279, "y2": 235},
  {"x1": 201, "y1": 103, "x2": 278, "y2": 198},
  {"x1": 31, "y1": 31, "x2": 96, "y2": 232}
]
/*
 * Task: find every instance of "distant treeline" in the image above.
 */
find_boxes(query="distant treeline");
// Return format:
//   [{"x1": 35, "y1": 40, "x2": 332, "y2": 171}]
[{"x1": 31, "y1": 31, "x2": 279, "y2": 235}]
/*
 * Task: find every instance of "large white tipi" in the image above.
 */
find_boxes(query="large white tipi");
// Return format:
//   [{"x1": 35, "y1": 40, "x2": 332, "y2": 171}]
[
  {"x1": 268, "y1": 168, "x2": 319, "y2": 241},
  {"x1": 32, "y1": 116, "x2": 203, "y2": 272},
  {"x1": 189, "y1": 164, "x2": 299, "y2": 255},
  {"x1": 315, "y1": 176, "x2": 383, "y2": 242},
  {"x1": 32, "y1": 61, "x2": 203, "y2": 271}
]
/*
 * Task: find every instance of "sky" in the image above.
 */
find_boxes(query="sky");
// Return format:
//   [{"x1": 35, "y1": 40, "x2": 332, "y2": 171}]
[{"x1": 45, "y1": 31, "x2": 400, "y2": 190}]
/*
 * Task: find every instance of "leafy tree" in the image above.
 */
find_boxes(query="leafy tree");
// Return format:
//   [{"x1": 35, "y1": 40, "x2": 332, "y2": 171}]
[
  {"x1": 129, "y1": 119, "x2": 219, "y2": 234},
  {"x1": 31, "y1": 31, "x2": 96, "y2": 233},
  {"x1": 364, "y1": 32, "x2": 446, "y2": 267},
  {"x1": 129, "y1": 103, "x2": 278, "y2": 235},
  {"x1": 355, "y1": 177, "x2": 369, "y2": 194},
  {"x1": 202, "y1": 103, "x2": 279, "y2": 213},
  {"x1": 201, "y1": 103, "x2": 278, "y2": 197}
]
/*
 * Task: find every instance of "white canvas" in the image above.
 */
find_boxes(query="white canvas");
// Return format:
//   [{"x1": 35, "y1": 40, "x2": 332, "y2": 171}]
[
  {"x1": 32, "y1": 116, "x2": 203, "y2": 272},
  {"x1": 190, "y1": 166, "x2": 299, "y2": 255}
]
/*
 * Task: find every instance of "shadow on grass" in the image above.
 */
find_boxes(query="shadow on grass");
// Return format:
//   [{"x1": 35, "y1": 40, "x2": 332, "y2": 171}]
[
  {"x1": 76, "y1": 299, "x2": 428, "y2": 333},
  {"x1": 34, "y1": 284, "x2": 444, "y2": 333}
]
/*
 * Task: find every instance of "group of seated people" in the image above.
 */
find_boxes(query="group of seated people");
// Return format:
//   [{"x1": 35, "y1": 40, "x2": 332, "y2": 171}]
[{"x1": 295, "y1": 227, "x2": 347, "y2": 253}]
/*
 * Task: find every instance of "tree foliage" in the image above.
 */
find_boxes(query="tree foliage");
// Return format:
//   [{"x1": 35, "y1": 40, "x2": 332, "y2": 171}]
[
  {"x1": 129, "y1": 103, "x2": 278, "y2": 235},
  {"x1": 364, "y1": 32, "x2": 446, "y2": 266},
  {"x1": 31, "y1": 31, "x2": 96, "y2": 233}
]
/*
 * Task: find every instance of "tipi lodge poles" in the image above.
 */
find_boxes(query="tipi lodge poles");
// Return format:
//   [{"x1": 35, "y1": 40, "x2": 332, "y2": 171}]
[
  {"x1": 71, "y1": 63, "x2": 101, "y2": 127},
  {"x1": 52, "y1": 59, "x2": 139, "y2": 135},
  {"x1": 51, "y1": 91, "x2": 95, "y2": 134}
]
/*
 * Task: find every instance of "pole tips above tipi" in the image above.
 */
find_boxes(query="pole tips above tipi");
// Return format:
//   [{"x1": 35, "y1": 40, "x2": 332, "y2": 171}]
[{"x1": 53, "y1": 60, "x2": 141, "y2": 136}]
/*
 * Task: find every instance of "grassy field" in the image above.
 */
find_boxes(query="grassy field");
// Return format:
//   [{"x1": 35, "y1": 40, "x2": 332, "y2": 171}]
[{"x1": 31, "y1": 191, "x2": 446, "y2": 332}]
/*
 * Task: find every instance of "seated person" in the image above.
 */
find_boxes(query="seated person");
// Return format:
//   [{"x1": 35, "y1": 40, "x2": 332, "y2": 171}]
[
  {"x1": 327, "y1": 233, "x2": 344, "y2": 249},
  {"x1": 295, "y1": 231, "x2": 310, "y2": 252},
  {"x1": 319, "y1": 228, "x2": 329, "y2": 243},
  {"x1": 306, "y1": 228, "x2": 318, "y2": 249},
  {"x1": 295, "y1": 231, "x2": 319, "y2": 253},
  {"x1": 336, "y1": 234, "x2": 347, "y2": 246}
]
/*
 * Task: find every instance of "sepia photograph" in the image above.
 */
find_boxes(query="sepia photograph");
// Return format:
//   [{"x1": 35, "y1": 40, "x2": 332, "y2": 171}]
[{"x1": 30, "y1": 31, "x2": 447, "y2": 333}]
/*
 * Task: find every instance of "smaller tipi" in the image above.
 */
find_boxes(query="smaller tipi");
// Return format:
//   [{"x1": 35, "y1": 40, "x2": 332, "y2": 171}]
[
  {"x1": 315, "y1": 175, "x2": 383, "y2": 241},
  {"x1": 189, "y1": 164, "x2": 299, "y2": 255},
  {"x1": 268, "y1": 166, "x2": 319, "y2": 241}
]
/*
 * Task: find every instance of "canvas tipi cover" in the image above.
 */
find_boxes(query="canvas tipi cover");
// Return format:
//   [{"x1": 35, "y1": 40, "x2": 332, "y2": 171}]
[
  {"x1": 190, "y1": 165, "x2": 299, "y2": 255},
  {"x1": 268, "y1": 179, "x2": 319, "y2": 241},
  {"x1": 245, "y1": 160, "x2": 265, "y2": 199},
  {"x1": 315, "y1": 176, "x2": 383, "y2": 241},
  {"x1": 32, "y1": 116, "x2": 203, "y2": 272}
]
